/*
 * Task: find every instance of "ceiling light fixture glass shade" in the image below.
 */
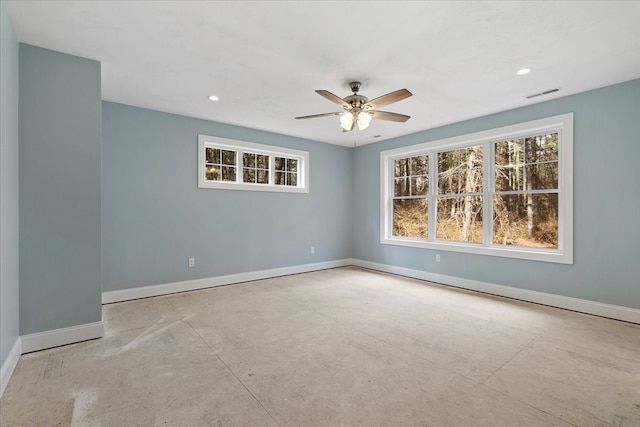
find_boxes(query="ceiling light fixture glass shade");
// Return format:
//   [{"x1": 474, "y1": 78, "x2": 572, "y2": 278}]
[
  {"x1": 340, "y1": 112, "x2": 354, "y2": 130},
  {"x1": 357, "y1": 111, "x2": 372, "y2": 130},
  {"x1": 340, "y1": 111, "x2": 372, "y2": 131}
]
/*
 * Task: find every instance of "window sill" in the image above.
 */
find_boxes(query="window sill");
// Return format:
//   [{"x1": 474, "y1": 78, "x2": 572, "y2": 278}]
[{"x1": 381, "y1": 236, "x2": 573, "y2": 264}]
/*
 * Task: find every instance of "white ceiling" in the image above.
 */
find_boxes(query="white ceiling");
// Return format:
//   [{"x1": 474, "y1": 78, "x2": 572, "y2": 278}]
[{"x1": 6, "y1": 1, "x2": 640, "y2": 147}]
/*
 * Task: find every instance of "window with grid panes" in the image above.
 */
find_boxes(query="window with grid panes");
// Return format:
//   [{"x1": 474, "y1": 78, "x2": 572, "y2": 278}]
[
  {"x1": 380, "y1": 113, "x2": 573, "y2": 264},
  {"x1": 275, "y1": 157, "x2": 299, "y2": 187},
  {"x1": 198, "y1": 135, "x2": 309, "y2": 193},
  {"x1": 204, "y1": 147, "x2": 237, "y2": 182}
]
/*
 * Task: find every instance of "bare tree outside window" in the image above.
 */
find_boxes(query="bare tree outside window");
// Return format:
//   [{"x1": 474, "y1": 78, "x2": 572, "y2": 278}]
[
  {"x1": 392, "y1": 155, "x2": 428, "y2": 238},
  {"x1": 243, "y1": 153, "x2": 270, "y2": 184},
  {"x1": 436, "y1": 146, "x2": 483, "y2": 243},
  {"x1": 494, "y1": 133, "x2": 559, "y2": 248},
  {"x1": 275, "y1": 157, "x2": 298, "y2": 186},
  {"x1": 205, "y1": 148, "x2": 236, "y2": 181}
]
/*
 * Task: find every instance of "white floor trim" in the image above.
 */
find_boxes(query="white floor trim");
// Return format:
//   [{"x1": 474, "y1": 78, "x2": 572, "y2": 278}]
[
  {"x1": 20, "y1": 321, "x2": 104, "y2": 354},
  {"x1": 353, "y1": 259, "x2": 640, "y2": 324},
  {"x1": 103, "y1": 259, "x2": 354, "y2": 304},
  {"x1": 100, "y1": 258, "x2": 639, "y2": 324},
  {"x1": 1, "y1": 337, "x2": 21, "y2": 397}
]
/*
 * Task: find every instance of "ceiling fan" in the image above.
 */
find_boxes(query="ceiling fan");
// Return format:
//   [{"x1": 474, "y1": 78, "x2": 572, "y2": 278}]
[{"x1": 295, "y1": 81, "x2": 412, "y2": 132}]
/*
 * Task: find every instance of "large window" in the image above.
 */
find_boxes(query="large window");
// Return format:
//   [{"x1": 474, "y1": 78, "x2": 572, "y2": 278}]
[
  {"x1": 198, "y1": 135, "x2": 309, "y2": 193},
  {"x1": 381, "y1": 113, "x2": 573, "y2": 263}
]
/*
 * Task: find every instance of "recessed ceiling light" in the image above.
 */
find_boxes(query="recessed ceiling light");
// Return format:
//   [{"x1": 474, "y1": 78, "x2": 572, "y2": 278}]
[
  {"x1": 208, "y1": 95, "x2": 219, "y2": 101},
  {"x1": 517, "y1": 68, "x2": 531, "y2": 76}
]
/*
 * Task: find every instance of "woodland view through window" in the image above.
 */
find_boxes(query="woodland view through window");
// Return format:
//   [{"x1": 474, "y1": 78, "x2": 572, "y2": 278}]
[
  {"x1": 381, "y1": 114, "x2": 573, "y2": 264},
  {"x1": 198, "y1": 135, "x2": 309, "y2": 193}
]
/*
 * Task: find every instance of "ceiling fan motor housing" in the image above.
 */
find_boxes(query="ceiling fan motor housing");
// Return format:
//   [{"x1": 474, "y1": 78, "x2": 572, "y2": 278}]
[
  {"x1": 345, "y1": 81, "x2": 368, "y2": 108},
  {"x1": 343, "y1": 94, "x2": 368, "y2": 109}
]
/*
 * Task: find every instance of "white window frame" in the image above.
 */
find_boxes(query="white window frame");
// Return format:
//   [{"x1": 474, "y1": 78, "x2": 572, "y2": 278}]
[
  {"x1": 380, "y1": 113, "x2": 573, "y2": 264},
  {"x1": 198, "y1": 134, "x2": 309, "y2": 193}
]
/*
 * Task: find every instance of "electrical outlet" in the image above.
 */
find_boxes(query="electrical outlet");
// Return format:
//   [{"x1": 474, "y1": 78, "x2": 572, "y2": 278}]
[
  {"x1": 310, "y1": 246, "x2": 315, "y2": 254},
  {"x1": 188, "y1": 258, "x2": 195, "y2": 267},
  {"x1": 436, "y1": 254, "x2": 441, "y2": 263}
]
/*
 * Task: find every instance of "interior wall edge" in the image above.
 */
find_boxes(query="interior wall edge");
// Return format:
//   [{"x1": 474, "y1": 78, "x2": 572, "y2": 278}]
[
  {"x1": 20, "y1": 321, "x2": 104, "y2": 355},
  {"x1": 102, "y1": 259, "x2": 355, "y2": 304},
  {"x1": 0, "y1": 337, "x2": 21, "y2": 398},
  {"x1": 352, "y1": 259, "x2": 640, "y2": 325}
]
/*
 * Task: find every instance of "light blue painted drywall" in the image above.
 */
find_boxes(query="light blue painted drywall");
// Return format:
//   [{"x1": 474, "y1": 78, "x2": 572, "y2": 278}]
[
  {"x1": 19, "y1": 44, "x2": 102, "y2": 335},
  {"x1": 0, "y1": 1, "x2": 20, "y2": 368},
  {"x1": 102, "y1": 102, "x2": 353, "y2": 291},
  {"x1": 353, "y1": 79, "x2": 640, "y2": 310}
]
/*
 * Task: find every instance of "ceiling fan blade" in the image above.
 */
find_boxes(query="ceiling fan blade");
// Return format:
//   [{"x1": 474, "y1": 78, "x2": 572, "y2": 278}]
[
  {"x1": 295, "y1": 112, "x2": 342, "y2": 120},
  {"x1": 370, "y1": 111, "x2": 411, "y2": 122},
  {"x1": 316, "y1": 90, "x2": 350, "y2": 108},
  {"x1": 364, "y1": 89, "x2": 412, "y2": 109}
]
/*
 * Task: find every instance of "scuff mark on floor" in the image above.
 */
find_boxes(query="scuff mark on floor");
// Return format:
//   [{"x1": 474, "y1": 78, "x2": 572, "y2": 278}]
[
  {"x1": 101, "y1": 317, "x2": 184, "y2": 358},
  {"x1": 40, "y1": 354, "x2": 64, "y2": 380},
  {"x1": 70, "y1": 387, "x2": 98, "y2": 427}
]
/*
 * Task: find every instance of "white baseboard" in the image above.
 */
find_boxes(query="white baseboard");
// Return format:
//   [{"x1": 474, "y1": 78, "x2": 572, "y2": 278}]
[
  {"x1": 20, "y1": 321, "x2": 104, "y2": 354},
  {"x1": 1, "y1": 337, "x2": 21, "y2": 398},
  {"x1": 352, "y1": 259, "x2": 640, "y2": 324},
  {"x1": 100, "y1": 257, "x2": 639, "y2": 324},
  {"x1": 103, "y1": 259, "x2": 354, "y2": 304}
]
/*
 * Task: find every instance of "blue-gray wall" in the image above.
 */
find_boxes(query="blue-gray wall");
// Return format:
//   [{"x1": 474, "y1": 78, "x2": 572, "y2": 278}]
[
  {"x1": 3, "y1": 35, "x2": 639, "y2": 371},
  {"x1": 19, "y1": 44, "x2": 102, "y2": 335},
  {"x1": 0, "y1": 1, "x2": 20, "y2": 369},
  {"x1": 353, "y1": 79, "x2": 640, "y2": 309},
  {"x1": 102, "y1": 102, "x2": 353, "y2": 291}
]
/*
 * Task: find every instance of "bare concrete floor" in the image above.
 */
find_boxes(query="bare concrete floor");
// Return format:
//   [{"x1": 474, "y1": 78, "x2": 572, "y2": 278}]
[{"x1": 2, "y1": 267, "x2": 639, "y2": 426}]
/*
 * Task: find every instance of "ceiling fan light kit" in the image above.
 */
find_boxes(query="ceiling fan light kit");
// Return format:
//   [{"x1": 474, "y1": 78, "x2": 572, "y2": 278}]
[
  {"x1": 357, "y1": 111, "x2": 372, "y2": 129},
  {"x1": 340, "y1": 112, "x2": 354, "y2": 130},
  {"x1": 295, "y1": 81, "x2": 412, "y2": 132},
  {"x1": 340, "y1": 110, "x2": 372, "y2": 131}
]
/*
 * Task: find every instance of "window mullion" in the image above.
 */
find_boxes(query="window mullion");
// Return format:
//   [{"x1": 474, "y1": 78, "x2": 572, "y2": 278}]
[
  {"x1": 484, "y1": 141, "x2": 493, "y2": 246},
  {"x1": 428, "y1": 152, "x2": 437, "y2": 241},
  {"x1": 387, "y1": 157, "x2": 394, "y2": 239}
]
